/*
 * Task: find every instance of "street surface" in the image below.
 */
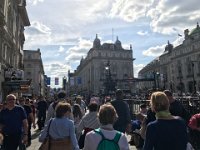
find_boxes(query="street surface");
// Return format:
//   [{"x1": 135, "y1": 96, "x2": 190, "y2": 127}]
[{"x1": 27, "y1": 128, "x2": 137, "y2": 150}]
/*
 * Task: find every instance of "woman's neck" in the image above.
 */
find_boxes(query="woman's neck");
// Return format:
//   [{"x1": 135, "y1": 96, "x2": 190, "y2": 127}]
[
  {"x1": 101, "y1": 124, "x2": 114, "y2": 131},
  {"x1": 156, "y1": 110, "x2": 173, "y2": 119}
]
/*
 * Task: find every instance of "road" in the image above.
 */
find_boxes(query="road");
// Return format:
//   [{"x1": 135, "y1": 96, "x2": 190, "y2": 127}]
[{"x1": 27, "y1": 128, "x2": 137, "y2": 150}]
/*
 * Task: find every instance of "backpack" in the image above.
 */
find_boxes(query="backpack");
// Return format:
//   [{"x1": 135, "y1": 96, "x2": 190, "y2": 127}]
[{"x1": 94, "y1": 128, "x2": 121, "y2": 150}]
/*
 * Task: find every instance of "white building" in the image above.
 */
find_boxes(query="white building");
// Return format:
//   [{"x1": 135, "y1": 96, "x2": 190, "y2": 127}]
[
  {"x1": 138, "y1": 23, "x2": 200, "y2": 94},
  {"x1": 68, "y1": 35, "x2": 135, "y2": 96}
]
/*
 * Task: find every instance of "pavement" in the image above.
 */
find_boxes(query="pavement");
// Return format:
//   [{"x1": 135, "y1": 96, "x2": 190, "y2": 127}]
[{"x1": 27, "y1": 128, "x2": 137, "y2": 150}]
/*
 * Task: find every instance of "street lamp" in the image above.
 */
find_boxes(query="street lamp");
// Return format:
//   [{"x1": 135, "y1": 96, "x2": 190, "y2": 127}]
[
  {"x1": 104, "y1": 61, "x2": 116, "y2": 95},
  {"x1": 191, "y1": 62, "x2": 196, "y2": 94},
  {"x1": 153, "y1": 71, "x2": 160, "y2": 90}
]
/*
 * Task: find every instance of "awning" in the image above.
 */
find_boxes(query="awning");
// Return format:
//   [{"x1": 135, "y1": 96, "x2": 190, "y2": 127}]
[{"x1": 2, "y1": 80, "x2": 32, "y2": 92}]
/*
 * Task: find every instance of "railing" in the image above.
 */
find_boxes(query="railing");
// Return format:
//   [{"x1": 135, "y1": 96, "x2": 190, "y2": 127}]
[{"x1": 124, "y1": 97, "x2": 200, "y2": 119}]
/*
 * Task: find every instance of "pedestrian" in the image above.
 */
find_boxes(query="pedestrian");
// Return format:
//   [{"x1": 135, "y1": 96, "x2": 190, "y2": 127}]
[
  {"x1": 143, "y1": 91, "x2": 188, "y2": 150},
  {"x1": 77, "y1": 102, "x2": 100, "y2": 149},
  {"x1": 45, "y1": 91, "x2": 66, "y2": 123},
  {"x1": 73, "y1": 104, "x2": 83, "y2": 139},
  {"x1": 84, "y1": 104, "x2": 129, "y2": 150},
  {"x1": 19, "y1": 97, "x2": 36, "y2": 147},
  {"x1": 39, "y1": 102, "x2": 79, "y2": 150},
  {"x1": 0, "y1": 94, "x2": 28, "y2": 150},
  {"x1": 111, "y1": 89, "x2": 131, "y2": 133},
  {"x1": 164, "y1": 90, "x2": 191, "y2": 123},
  {"x1": 37, "y1": 96, "x2": 48, "y2": 130}
]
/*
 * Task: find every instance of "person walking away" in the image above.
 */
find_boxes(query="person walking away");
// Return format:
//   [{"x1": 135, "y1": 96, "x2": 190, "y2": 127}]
[
  {"x1": 84, "y1": 104, "x2": 129, "y2": 150},
  {"x1": 19, "y1": 97, "x2": 36, "y2": 147},
  {"x1": 111, "y1": 89, "x2": 131, "y2": 133},
  {"x1": 39, "y1": 102, "x2": 79, "y2": 150},
  {"x1": 0, "y1": 94, "x2": 28, "y2": 150},
  {"x1": 37, "y1": 96, "x2": 48, "y2": 130},
  {"x1": 143, "y1": 92, "x2": 188, "y2": 150},
  {"x1": 164, "y1": 90, "x2": 191, "y2": 123},
  {"x1": 45, "y1": 91, "x2": 66, "y2": 123},
  {"x1": 77, "y1": 102, "x2": 100, "y2": 149},
  {"x1": 73, "y1": 104, "x2": 83, "y2": 139}
]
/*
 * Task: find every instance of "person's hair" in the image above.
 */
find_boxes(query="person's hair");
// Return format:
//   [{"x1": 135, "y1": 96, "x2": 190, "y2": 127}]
[
  {"x1": 163, "y1": 90, "x2": 172, "y2": 97},
  {"x1": 150, "y1": 91, "x2": 169, "y2": 112},
  {"x1": 57, "y1": 91, "x2": 66, "y2": 99},
  {"x1": 115, "y1": 89, "x2": 123, "y2": 98},
  {"x1": 73, "y1": 104, "x2": 82, "y2": 118},
  {"x1": 98, "y1": 104, "x2": 118, "y2": 125},
  {"x1": 6, "y1": 94, "x2": 16, "y2": 101},
  {"x1": 55, "y1": 102, "x2": 71, "y2": 118},
  {"x1": 140, "y1": 104, "x2": 147, "y2": 109},
  {"x1": 88, "y1": 102, "x2": 98, "y2": 112}
]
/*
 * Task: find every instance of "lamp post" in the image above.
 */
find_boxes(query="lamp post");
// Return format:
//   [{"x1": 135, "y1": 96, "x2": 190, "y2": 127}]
[
  {"x1": 191, "y1": 62, "x2": 196, "y2": 94},
  {"x1": 153, "y1": 71, "x2": 160, "y2": 90},
  {"x1": 104, "y1": 61, "x2": 116, "y2": 95}
]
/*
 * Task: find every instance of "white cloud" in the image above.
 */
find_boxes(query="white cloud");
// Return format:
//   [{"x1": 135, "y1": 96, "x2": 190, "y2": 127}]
[
  {"x1": 110, "y1": 0, "x2": 154, "y2": 22},
  {"x1": 44, "y1": 62, "x2": 71, "y2": 78},
  {"x1": 147, "y1": 0, "x2": 200, "y2": 34},
  {"x1": 137, "y1": 30, "x2": 148, "y2": 36},
  {"x1": 58, "y1": 46, "x2": 65, "y2": 53},
  {"x1": 27, "y1": 0, "x2": 44, "y2": 5},
  {"x1": 65, "y1": 38, "x2": 93, "y2": 62},
  {"x1": 134, "y1": 64, "x2": 145, "y2": 77},
  {"x1": 109, "y1": 0, "x2": 200, "y2": 34},
  {"x1": 143, "y1": 44, "x2": 165, "y2": 57}
]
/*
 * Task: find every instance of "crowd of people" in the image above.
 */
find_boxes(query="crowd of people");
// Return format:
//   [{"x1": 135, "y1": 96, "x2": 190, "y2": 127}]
[{"x1": 0, "y1": 89, "x2": 199, "y2": 150}]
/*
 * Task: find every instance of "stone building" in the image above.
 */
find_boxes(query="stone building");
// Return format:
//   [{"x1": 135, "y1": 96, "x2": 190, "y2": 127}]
[
  {"x1": 23, "y1": 49, "x2": 45, "y2": 97},
  {"x1": 0, "y1": 0, "x2": 30, "y2": 99},
  {"x1": 68, "y1": 35, "x2": 135, "y2": 96},
  {"x1": 138, "y1": 23, "x2": 200, "y2": 94}
]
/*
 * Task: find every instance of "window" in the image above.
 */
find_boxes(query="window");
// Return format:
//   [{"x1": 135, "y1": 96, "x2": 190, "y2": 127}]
[{"x1": 27, "y1": 64, "x2": 32, "y2": 68}]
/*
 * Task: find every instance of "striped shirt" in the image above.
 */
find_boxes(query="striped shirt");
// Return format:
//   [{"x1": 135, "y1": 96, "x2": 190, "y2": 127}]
[{"x1": 77, "y1": 111, "x2": 100, "y2": 134}]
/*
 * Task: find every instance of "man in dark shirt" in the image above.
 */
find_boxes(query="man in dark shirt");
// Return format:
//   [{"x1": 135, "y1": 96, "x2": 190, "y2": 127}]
[
  {"x1": 111, "y1": 89, "x2": 131, "y2": 133},
  {"x1": 37, "y1": 97, "x2": 48, "y2": 130},
  {"x1": 0, "y1": 94, "x2": 28, "y2": 150}
]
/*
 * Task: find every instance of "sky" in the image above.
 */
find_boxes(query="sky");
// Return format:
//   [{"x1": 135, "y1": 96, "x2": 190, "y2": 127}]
[{"x1": 24, "y1": 0, "x2": 200, "y2": 87}]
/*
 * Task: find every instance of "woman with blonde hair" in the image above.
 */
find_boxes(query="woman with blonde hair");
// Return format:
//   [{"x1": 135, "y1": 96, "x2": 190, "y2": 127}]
[
  {"x1": 84, "y1": 104, "x2": 129, "y2": 150},
  {"x1": 143, "y1": 91, "x2": 188, "y2": 150},
  {"x1": 39, "y1": 102, "x2": 79, "y2": 150}
]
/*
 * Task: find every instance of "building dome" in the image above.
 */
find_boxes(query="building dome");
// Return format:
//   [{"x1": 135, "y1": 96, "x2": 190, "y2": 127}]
[
  {"x1": 165, "y1": 40, "x2": 173, "y2": 52},
  {"x1": 93, "y1": 34, "x2": 101, "y2": 49},
  {"x1": 189, "y1": 22, "x2": 200, "y2": 35},
  {"x1": 115, "y1": 36, "x2": 122, "y2": 50}
]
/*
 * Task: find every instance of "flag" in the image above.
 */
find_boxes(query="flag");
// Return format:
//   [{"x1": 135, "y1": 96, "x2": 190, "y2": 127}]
[
  {"x1": 55, "y1": 77, "x2": 59, "y2": 85},
  {"x1": 47, "y1": 77, "x2": 51, "y2": 85},
  {"x1": 70, "y1": 77, "x2": 74, "y2": 86},
  {"x1": 178, "y1": 34, "x2": 182, "y2": 37},
  {"x1": 77, "y1": 77, "x2": 82, "y2": 85}
]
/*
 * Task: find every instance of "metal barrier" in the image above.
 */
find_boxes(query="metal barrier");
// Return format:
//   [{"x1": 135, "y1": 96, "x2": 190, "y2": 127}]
[{"x1": 124, "y1": 97, "x2": 200, "y2": 119}]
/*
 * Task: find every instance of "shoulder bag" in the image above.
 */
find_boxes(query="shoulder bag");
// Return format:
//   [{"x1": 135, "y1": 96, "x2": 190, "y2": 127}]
[{"x1": 39, "y1": 119, "x2": 53, "y2": 150}]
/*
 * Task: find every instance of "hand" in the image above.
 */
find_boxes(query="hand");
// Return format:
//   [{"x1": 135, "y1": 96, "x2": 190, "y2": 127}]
[
  {"x1": 33, "y1": 123, "x2": 36, "y2": 129},
  {"x1": 125, "y1": 123, "x2": 132, "y2": 134},
  {"x1": 22, "y1": 135, "x2": 28, "y2": 145}
]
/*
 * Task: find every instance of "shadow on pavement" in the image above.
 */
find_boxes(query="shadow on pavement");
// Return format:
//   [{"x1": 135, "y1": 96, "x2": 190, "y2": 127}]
[{"x1": 31, "y1": 130, "x2": 41, "y2": 140}]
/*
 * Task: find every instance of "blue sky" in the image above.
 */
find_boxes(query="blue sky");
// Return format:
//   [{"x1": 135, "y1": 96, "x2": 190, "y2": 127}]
[{"x1": 24, "y1": 0, "x2": 200, "y2": 87}]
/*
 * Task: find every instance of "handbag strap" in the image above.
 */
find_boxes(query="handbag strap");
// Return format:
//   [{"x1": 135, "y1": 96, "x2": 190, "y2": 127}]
[{"x1": 47, "y1": 119, "x2": 53, "y2": 137}]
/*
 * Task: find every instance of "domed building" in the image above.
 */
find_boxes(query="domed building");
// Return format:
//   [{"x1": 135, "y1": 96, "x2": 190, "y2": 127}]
[
  {"x1": 138, "y1": 23, "x2": 200, "y2": 94},
  {"x1": 68, "y1": 35, "x2": 135, "y2": 96}
]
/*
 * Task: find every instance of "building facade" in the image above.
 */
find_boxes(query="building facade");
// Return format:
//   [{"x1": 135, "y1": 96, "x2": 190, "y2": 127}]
[
  {"x1": 24, "y1": 49, "x2": 45, "y2": 97},
  {"x1": 138, "y1": 23, "x2": 200, "y2": 94},
  {"x1": 68, "y1": 35, "x2": 135, "y2": 96},
  {"x1": 0, "y1": 0, "x2": 30, "y2": 100}
]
